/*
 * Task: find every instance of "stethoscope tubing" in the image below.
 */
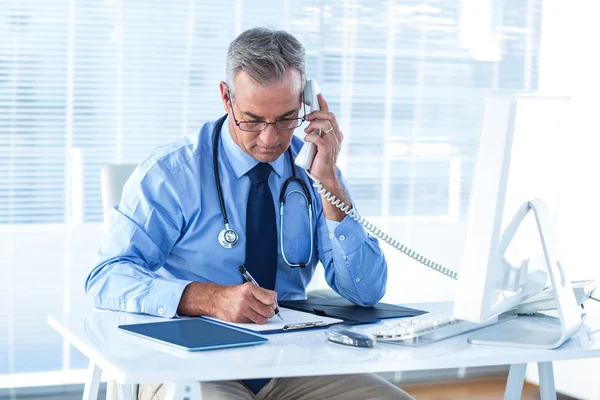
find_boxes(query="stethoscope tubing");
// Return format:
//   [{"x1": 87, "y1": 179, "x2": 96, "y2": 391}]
[{"x1": 213, "y1": 114, "x2": 314, "y2": 267}]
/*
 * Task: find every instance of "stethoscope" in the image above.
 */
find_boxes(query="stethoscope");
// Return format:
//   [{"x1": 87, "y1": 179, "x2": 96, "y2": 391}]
[{"x1": 213, "y1": 115, "x2": 314, "y2": 268}]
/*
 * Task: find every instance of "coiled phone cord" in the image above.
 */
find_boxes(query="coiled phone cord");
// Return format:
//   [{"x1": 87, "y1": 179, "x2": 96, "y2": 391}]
[{"x1": 306, "y1": 171, "x2": 459, "y2": 280}]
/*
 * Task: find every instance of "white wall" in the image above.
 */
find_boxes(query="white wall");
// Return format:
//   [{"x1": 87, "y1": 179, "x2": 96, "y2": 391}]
[{"x1": 523, "y1": 0, "x2": 600, "y2": 398}]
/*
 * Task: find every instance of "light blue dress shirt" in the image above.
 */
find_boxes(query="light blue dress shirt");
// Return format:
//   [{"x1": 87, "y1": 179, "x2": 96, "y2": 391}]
[{"x1": 85, "y1": 116, "x2": 388, "y2": 318}]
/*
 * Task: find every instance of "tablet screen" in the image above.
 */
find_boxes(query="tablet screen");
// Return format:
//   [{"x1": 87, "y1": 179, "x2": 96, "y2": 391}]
[{"x1": 119, "y1": 318, "x2": 268, "y2": 351}]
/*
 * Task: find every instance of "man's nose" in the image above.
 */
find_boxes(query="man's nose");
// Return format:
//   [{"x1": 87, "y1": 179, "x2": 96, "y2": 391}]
[{"x1": 259, "y1": 124, "x2": 279, "y2": 146}]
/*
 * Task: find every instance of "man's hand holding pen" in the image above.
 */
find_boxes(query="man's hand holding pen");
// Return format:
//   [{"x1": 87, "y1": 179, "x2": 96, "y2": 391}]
[
  {"x1": 214, "y1": 282, "x2": 279, "y2": 324},
  {"x1": 177, "y1": 280, "x2": 279, "y2": 324},
  {"x1": 238, "y1": 265, "x2": 284, "y2": 321}
]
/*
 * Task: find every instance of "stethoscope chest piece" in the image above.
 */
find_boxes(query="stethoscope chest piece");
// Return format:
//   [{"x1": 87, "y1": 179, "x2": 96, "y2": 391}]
[{"x1": 218, "y1": 226, "x2": 238, "y2": 248}]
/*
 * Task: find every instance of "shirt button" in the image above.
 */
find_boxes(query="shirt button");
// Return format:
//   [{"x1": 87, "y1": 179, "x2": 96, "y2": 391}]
[
  {"x1": 158, "y1": 308, "x2": 164, "y2": 315},
  {"x1": 120, "y1": 302, "x2": 125, "y2": 309},
  {"x1": 329, "y1": 233, "x2": 334, "y2": 239},
  {"x1": 355, "y1": 277, "x2": 361, "y2": 283},
  {"x1": 339, "y1": 235, "x2": 346, "y2": 241},
  {"x1": 343, "y1": 256, "x2": 348, "y2": 261}
]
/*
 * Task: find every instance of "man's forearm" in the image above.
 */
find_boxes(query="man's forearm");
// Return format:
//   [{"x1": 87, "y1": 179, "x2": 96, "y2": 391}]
[
  {"x1": 177, "y1": 281, "x2": 225, "y2": 317},
  {"x1": 319, "y1": 177, "x2": 352, "y2": 222},
  {"x1": 86, "y1": 258, "x2": 192, "y2": 318}
]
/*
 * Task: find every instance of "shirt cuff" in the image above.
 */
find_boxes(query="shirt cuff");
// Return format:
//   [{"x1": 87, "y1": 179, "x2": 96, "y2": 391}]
[
  {"x1": 325, "y1": 219, "x2": 340, "y2": 233},
  {"x1": 328, "y1": 214, "x2": 368, "y2": 254},
  {"x1": 144, "y1": 278, "x2": 192, "y2": 318}
]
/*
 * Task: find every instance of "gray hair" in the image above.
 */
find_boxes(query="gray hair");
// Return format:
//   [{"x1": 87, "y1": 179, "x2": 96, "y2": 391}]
[{"x1": 226, "y1": 27, "x2": 306, "y2": 98}]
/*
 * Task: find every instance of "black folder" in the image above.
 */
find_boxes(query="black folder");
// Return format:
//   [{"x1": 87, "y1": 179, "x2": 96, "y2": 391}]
[{"x1": 279, "y1": 298, "x2": 426, "y2": 324}]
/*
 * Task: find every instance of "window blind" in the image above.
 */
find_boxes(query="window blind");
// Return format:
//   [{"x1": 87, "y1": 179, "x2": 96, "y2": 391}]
[
  {"x1": 0, "y1": 1, "x2": 68, "y2": 224},
  {"x1": 0, "y1": 0, "x2": 542, "y2": 224}
]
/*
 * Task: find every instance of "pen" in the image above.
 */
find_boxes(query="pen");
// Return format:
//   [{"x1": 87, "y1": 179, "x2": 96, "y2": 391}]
[
  {"x1": 283, "y1": 321, "x2": 328, "y2": 331},
  {"x1": 238, "y1": 265, "x2": 284, "y2": 321}
]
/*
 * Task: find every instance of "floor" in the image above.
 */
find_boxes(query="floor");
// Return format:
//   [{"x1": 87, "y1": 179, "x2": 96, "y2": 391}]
[
  {"x1": 2, "y1": 376, "x2": 579, "y2": 399},
  {"x1": 401, "y1": 375, "x2": 578, "y2": 400}
]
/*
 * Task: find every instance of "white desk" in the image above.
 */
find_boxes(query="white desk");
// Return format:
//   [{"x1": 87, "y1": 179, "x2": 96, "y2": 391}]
[{"x1": 48, "y1": 302, "x2": 600, "y2": 400}]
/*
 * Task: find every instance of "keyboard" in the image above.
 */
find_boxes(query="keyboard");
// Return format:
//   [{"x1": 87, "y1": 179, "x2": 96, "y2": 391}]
[{"x1": 358, "y1": 310, "x2": 501, "y2": 346}]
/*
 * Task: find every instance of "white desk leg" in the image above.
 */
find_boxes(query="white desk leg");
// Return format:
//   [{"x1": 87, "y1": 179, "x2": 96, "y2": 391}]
[
  {"x1": 538, "y1": 362, "x2": 557, "y2": 400},
  {"x1": 504, "y1": 363, "x2": 526, "y2": 400},
  {"x1": 163, "y1": 382, "x2": 202, "y2": 400},
  {"x1": 82, "y1": 361, "x2": 102, "y2": 400},
  {"x1": 117, "y1": 384, "x2": 135, "y2": 400}
]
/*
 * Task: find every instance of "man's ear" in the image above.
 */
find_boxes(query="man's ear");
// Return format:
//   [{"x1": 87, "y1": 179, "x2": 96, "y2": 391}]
[{"x1": 219, "y1": 81, "x2": 231, "y2": 113}]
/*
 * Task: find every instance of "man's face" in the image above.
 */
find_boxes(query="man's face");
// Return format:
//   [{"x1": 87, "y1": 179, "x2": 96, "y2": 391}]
[{"x1": 220, "y1": 69, "x2": 303, "y2": 163}]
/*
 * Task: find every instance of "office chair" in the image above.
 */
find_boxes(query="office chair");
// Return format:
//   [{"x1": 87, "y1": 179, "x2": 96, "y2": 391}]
[
  {"x1": 100, "y1": 163, "x2": 138, "y2": 232},
  {"x1": 100, "y1": 164, "x2": 139, "y2": 399}
]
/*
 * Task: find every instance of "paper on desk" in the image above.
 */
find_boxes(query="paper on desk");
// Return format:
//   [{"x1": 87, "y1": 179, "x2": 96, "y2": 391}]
[{"x1": 204, "y1": 307, "x2": 344, "y2": 333}]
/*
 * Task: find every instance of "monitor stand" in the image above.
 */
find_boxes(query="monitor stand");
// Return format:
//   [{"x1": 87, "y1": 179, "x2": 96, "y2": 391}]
[{"x1": 468, "y1": 199, "x2": 583, "y2": 349}]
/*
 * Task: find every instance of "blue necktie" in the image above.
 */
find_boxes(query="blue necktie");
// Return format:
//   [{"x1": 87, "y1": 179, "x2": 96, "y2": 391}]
[
  {"x1": 244, "y1": 162, "x2": 277, "y2": 290},
  {"x1": 242, "y1": 163, "x2": 277, "y2": 395}
]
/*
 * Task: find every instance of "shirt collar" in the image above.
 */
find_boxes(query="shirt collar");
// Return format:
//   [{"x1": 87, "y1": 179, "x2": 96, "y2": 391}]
[{"x1": 220, "y1": 115, "x2": 286, "y2": 179}]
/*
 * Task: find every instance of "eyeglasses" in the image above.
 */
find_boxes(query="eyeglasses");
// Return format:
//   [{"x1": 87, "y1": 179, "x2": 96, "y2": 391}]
[{"x1": 228, "y1": 92, "x2": 306, "y2": 132}]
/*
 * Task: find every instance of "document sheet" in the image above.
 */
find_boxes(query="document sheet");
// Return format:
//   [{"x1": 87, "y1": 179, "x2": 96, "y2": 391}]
[{"x1": 204, "y1": 307, "x2": 344, "y2": 332}]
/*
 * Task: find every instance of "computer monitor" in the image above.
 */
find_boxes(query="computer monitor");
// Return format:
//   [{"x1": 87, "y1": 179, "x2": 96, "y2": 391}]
[{"x1": 453, "y1": 93, "x2": 582, "y2": 349}]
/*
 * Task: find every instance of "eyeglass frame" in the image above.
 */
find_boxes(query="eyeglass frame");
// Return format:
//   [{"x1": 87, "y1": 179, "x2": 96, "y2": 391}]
[{"x1": 227, "y1": 89, "x2": 307, "y2": 132}]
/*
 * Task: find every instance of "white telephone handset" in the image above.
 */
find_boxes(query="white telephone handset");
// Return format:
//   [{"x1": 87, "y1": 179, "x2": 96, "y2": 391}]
[
  {"x1": 295, "y1": 80, "x2": 321, "y2": 169},
  {"x1": 296, "y1": 80, "x2": 459, "y2": 280}
]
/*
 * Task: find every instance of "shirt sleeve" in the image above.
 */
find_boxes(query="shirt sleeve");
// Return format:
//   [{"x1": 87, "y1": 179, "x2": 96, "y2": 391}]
[
  {"x1": 84, "y1": 159, "x2": 192, "y2": 318},
  {"x1": 325, "y1": 219, "x2": 340, "y2": 233},
  {"x1": 315, "y1": 170, "x2": 388, "y2": 306}
]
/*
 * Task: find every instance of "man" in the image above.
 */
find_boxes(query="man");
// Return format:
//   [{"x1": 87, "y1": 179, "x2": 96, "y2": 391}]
[{"x1": 86, "y1": 27, "x2": 414, "y2": 400}]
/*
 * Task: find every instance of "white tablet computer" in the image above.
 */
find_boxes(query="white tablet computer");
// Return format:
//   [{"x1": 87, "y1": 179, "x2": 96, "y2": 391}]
[{"x1": 119, "y1": 318, "x2": 268, "y2": 351}]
